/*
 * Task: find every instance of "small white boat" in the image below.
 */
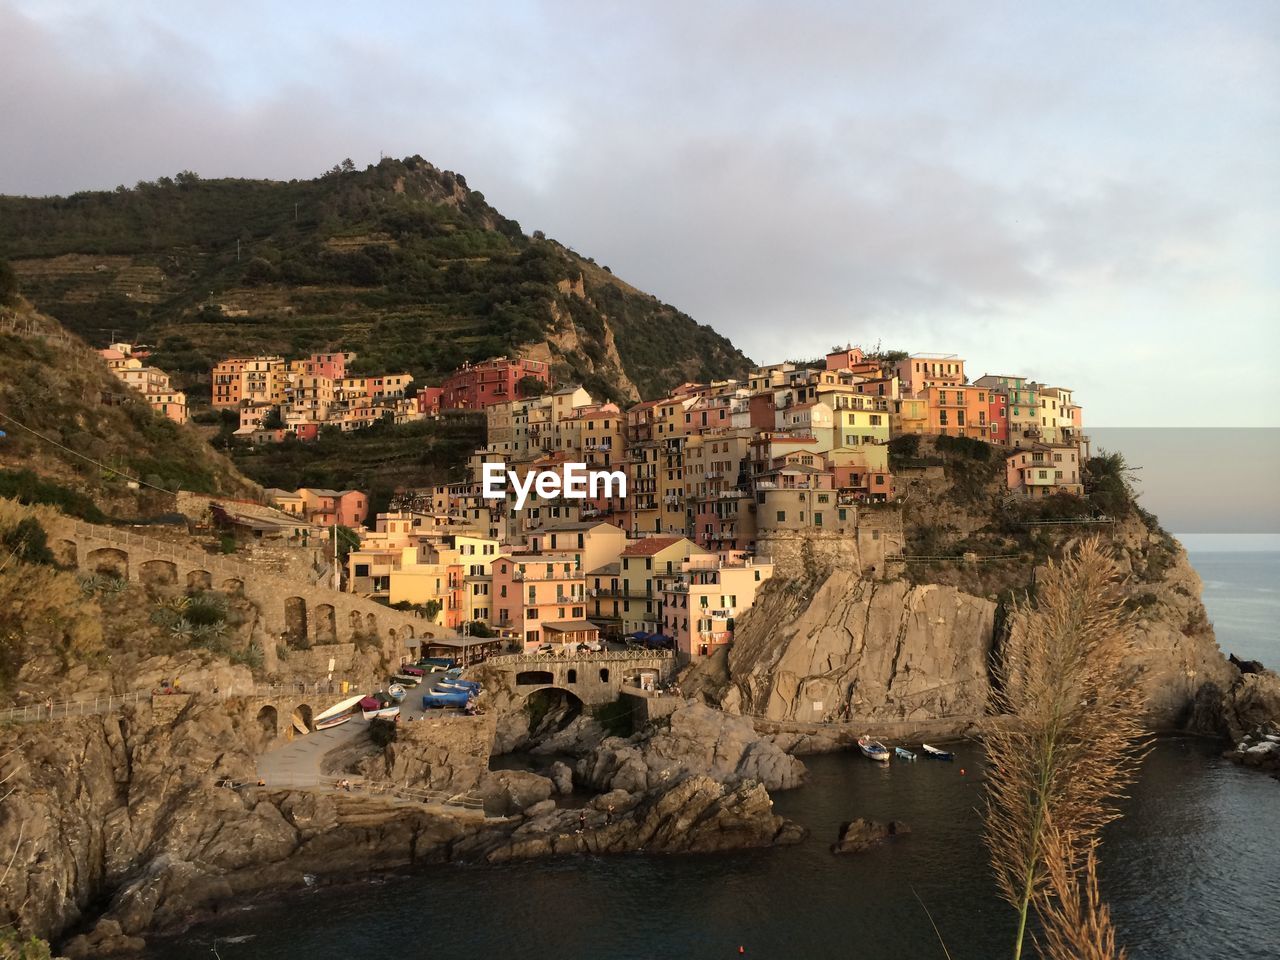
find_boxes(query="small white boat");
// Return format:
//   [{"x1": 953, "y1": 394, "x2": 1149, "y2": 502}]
[
  {"x1": 922, "y1": 743, "x2": 955, "y2": 761},
  {"x1": 313, "y1": 694, "x2": 365, "y2": 731},
  {"x1": 894, "y1": 747, "x2": 917, "y2": 761},
  {"x1": 360, "y1": 695, "x2": 400, "y2": 721},
  {"x1": 390, "y1": 674, "x2": 422, "y2": 687},
  {"x1": 388, "y1": 683, "x2": 406, "y2": 702},
  {"x1": 858, "y1": 735, "x2": 891, "y2": 762}
]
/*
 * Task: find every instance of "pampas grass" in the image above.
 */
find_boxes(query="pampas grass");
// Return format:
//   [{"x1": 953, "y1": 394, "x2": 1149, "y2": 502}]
[{"x1": 984, "y1": 537, "x2": 1148, "y2": 959}]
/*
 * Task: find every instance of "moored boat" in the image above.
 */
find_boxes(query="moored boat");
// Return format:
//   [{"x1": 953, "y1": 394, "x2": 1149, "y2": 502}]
[
  {"x1": 438, "y1": 679, "x2": 480, "y2": 693},
  {"x1": 857, "y1": 735, "x2": 891, "y2": 762},
  {"x1": 421, "y1": 689, "x2": 471, "y2": 709},
  {"x1": 360, "y1": 693, "x2": 400, "y2": 721},
  {"x1": 313, "y1": 694, "x2": 365, "y2": 730},
  {"x1": 387, "y1": 683, "x2": 407, "y2": 702},
  {"x1": 390, "y1": 674, "x2": 421, "y2": 687},
  {"x1": 922, "y1": 743, "x2": 954, "y2": 761},
  {"x1": 895, "y1": 747, "x2": 917, "y2": 761}
]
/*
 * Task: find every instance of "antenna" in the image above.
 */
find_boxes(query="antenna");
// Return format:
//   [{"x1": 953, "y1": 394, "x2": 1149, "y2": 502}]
[{"x1": 236, "y1": 239, "x2": 241, "y2": 262}]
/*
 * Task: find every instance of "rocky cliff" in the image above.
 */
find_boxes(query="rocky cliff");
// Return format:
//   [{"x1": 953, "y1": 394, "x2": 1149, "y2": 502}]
[
  {"x1": 721, "y1": 575, "x2": 997, "y2": 725},
  {"x1": 715, "y1": 509, "x2": 1241, "y2": 734}
]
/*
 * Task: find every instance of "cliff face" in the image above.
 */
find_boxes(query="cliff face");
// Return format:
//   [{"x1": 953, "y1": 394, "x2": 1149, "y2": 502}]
[
  {"x1": 718, "y1": 513, "x2": 1238, "y2": 733},
  {"x1": 721, "y1": 574, "x2": 997, "y2": 724}
]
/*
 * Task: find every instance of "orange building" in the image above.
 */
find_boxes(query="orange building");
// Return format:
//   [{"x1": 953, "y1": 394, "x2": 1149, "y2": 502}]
[
  {"x1": 924, "y1": 384, "x2": 990, "y2": 440},
  {"x1": 490, "y1": 553, "x2": 590, "y2": 651}
]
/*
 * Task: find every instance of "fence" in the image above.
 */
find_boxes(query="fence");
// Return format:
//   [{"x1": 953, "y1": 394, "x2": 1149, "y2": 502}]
[
  {"x1": 241, "y1": 774, "x2": 485, "y2": 812},
  {"x1": 486, "y1": 649, "x2": 675, "y2": 666},
  {"x1": 0, "y1": 679, "x2": 356, "y2": 727}
]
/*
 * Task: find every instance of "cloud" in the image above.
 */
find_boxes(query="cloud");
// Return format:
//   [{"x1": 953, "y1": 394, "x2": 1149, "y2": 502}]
[{"x1": 1, "y1": 0, "x2": 1277, "y2": 426}]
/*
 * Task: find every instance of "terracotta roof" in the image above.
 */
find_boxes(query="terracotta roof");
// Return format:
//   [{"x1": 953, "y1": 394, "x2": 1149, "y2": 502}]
[{"x1": 622, "y1": 536, "x2": 687, "y2": 556}]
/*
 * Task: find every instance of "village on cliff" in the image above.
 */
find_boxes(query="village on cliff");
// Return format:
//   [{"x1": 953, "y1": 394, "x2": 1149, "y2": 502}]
[{"x1": 97, "y1": 342, "x2": 1091, "y2": 663}]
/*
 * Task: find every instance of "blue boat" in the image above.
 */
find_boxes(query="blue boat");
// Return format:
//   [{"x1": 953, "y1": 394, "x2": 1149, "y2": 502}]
[
  {"x1": 438, "y1": 679, "x2": 480, "y2": 692},
  {"x1": 895, "y1": 747, "x2": 917, "y2": 761},
  {"x1": 421, "y1": 690, "x2": 471, "y2": 709}
]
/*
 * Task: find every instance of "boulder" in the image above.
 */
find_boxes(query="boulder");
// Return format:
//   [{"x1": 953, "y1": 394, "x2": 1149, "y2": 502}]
[
  {"x1": 475, "y1": 770, "x2": 556, "y2": 815},
  {"x1": 831, "y1": 817, "x2": 910, "y2": 854},
  {"x1": 548, "y1": 760, "x2": 575, "y2": 795},
  {"x1": 524, "y1": 799, "x2": 557, "y2": 817},
  {"x1": 576, "y1": 701, "x2": 804, "y2": 794}
]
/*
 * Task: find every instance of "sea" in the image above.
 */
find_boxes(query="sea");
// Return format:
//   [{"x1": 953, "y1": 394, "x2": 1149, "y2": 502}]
[{"x1": 145, "y1": 552, "x2": 1280, "y2": 960}]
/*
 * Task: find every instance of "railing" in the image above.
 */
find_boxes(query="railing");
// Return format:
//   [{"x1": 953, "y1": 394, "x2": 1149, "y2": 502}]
[
  {"x1": 0, "y1": 679, "x2": 357, "y2": 726},
  {"x1": 486, "y1": 649, "x2": 674, "y2": 666},
  {"x1": 246, "y1": 774, "x2": 486, "y2": 811}
]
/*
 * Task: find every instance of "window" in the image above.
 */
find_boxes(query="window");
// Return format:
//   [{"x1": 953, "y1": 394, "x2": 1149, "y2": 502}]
[
  {"x1": 777, "y1": 511, "x2": 786, "y2": 522},
  {"x1": 567, "y1": 669, "x2": 577, "y2": 684},
  {"x1": 527, "y1": 608, "x2": 539, "y2": 619},
  {"x1": 814, "y1": 512, "x2": 823, "y2": 526},
  {"x1": 599, "y1": 668, "x2": 610, "y2": 683},
  {"x1": 354, "y1": 564, "x2": 370, "y2": 577}
]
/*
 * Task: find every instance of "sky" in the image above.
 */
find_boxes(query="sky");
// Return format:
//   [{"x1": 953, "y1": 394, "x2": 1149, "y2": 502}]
[{"x1": 1, "y1": 0, "x2": 1278, "y2": 431}]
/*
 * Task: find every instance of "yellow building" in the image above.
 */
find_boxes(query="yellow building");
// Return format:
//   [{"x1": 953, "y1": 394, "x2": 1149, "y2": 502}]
[{"x1": 617, "y1": 536, "x2": 711, "y2": 634}]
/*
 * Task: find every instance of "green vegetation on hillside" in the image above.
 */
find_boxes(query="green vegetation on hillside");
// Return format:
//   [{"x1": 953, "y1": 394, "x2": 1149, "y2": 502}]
[
  {"x1": 230, "y1": 414, "x2": 485, "y2": 513},
  {"x1": 0, "y1": 304, "x2": 255, "y2": 513},
  {"x1": 1, "y1": 157, "x2": 752, "y2": 401}
]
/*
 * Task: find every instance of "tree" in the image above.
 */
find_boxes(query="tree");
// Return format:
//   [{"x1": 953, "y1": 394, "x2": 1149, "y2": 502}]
[
  {"x1": 516, "y1": 374, "x2": 546, "y2": 399},
  {"x1": 0, "y1": 260, "x2": 19, "y2": 306}
]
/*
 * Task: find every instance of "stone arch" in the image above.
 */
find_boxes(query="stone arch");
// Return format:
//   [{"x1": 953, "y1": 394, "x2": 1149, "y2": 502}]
[
  {"x1": 515, "y1": 670, "x2": 555, "y2": 687},
  {"x1": 314, "y1": 604, "x2": 337, "y2": 643},
  {"x1": 222, "y1": 578, "x2": 244, "y2": 594},
  {"x1": 87, "y1": 547, "x2": 128, "y2": 579},
  {"x1": 256, "y1": 704, "x2": 278, "y2": 738},
  {"x1": 365, "y1": 613, "x2": 378, "y2": 635},
  {"x1": 284, "y1": 597, "x2": 309, "y2": 646},
  {"x1": 54, "y1": 539, "x2": 77, "y2": 568},
  {"x1": 566, "y1": 668, "x2": 577, "y2": 684},
  {"x1": 522, "y1": 687, "x2": 584, "y2": 736},
  {"x1": 140, "y1": 559, "x2": 178, "y2": 587},
  {"x1": 289, "y1": 703, "x2": 313, "y2": 737},
  {"x1": 186, "y1": 569, "x2": 212, "y2": 592},
  {"x1": 599, "y1": 667, "x2": 610, "y2": 683},
  {"x1": 349, "y1": 610, "x2": 363, "y2": 634}
]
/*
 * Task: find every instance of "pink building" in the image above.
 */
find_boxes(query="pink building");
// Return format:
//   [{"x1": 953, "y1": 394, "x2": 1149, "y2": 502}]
[
  {"x1": 490, "y1": 553, "x2": 591, "y2": 651},
  {"x1": 295, "y1": 488, "x2": 369, "y2": 527}
]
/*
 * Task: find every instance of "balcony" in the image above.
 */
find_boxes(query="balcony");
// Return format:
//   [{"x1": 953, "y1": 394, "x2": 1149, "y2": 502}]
[{"x1": 512, "y1": 569, "x2": 582, "y2": 582}]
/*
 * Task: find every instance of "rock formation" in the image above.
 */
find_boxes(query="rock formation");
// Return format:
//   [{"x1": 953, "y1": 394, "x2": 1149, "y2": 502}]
[
  {"x1": 722, "y1": 575, "x2": 996, "y2": 725},
  {"x1": 830, "y1": 817, "x2": 911, "y2": 854},
  {"x1": 575, "y1": 701, "x2": 805, "y2": 793}
]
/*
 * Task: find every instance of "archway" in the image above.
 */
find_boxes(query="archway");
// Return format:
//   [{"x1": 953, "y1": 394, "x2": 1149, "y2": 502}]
[
  {"x1": 140, "y1": 559, "x2": 178, "y2": 587},
  {"x1": 523, "y1": 687, "x2": 584, "y2": 741},
  {"x1": 515, "y1": 670, "x2": 555, "y2": 686},
  {"x1": 256, "y1": 704, "x2": 278, "y2": 738},
  {"x1": 349, "y1": 610, "x2": 364, "y2": 636},
  {"x1": 364, "y1": 613, "x2": 378, "y2": 635},
  {"x1": 186, "y1": 569, "x2": 212, "y2": 592},
  {"x1": 289, "y1": 703, "x2": 313, "y2": 737},
  {"x1": 284, "y1": 597, "x2": 309, "y2": 646},
  {"x1": 222, "y1": 578, "x2": 244, "y2": 594},
  {"x1": 314, "y1": 604, "x2": 337, "y2": 643},
  {"x1": 87, "y1": 547, "x2": 128, "y2": 579}
]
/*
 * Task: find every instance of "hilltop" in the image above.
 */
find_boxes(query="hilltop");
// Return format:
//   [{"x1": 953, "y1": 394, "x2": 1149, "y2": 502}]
[
  {"x1": 0, "y1": 157, "x2": 752, "y2": 402},
  {"x1": 0, "y1": 298, "x2": 257, "y2": 518}
]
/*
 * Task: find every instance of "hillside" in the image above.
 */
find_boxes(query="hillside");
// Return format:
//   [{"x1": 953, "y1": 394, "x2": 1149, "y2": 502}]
[
  {"x1": 0, "y1": 157, "x2": 752, "y2": 402},
  {"x1": 0, "y1": 299, "x2": 257, "y2": 518}
]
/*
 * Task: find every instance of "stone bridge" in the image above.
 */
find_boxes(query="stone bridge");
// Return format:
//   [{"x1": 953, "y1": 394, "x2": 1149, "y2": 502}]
[
  {"x1": 48, "y1": 518, "x2": 459, "y2": 669},
  {"x1": 479, "y1": 650, "x2": 677, "y2": 707}
]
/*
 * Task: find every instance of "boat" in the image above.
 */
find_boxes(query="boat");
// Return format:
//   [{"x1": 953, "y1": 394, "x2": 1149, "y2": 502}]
[
  {"x1": 421, "y1": 689, "x2": 471, "y2": 709},
  {"x1": 390, "y1": 673, "x2": 422, "y2": 687},
  {"x1": 857, "y1": 736, "x2": 891, "y2": 762},
  {"x1": 360, "y1": 694, "x2": 400, "y2": 721},
  {"x1": 894, "y1": 747, "x2": 917, "y2": 761},
  {"x1": 400, "y1": 665, "x2": 427, "y2": 677},
  {"x1": 387, "y1": 683, "x2": 407, "y2": 702},
  {"x1": 438, "y1": 679, "x2": 480, "y2": 693},
  {"x1": 313, "y1": 694, "x2": 365, "y2": 731},
  {"x1": 922, "y1": 743, "x2": 954, "y2": 761}
]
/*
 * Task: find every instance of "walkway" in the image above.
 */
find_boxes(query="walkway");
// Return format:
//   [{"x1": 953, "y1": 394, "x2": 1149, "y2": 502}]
[{"x1": 255, "y1": 714, "x2": 371, "y2": 786}]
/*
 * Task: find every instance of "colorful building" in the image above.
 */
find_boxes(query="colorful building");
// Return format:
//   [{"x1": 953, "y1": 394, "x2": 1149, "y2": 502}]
[{"x1": 440, "y1": 356, "x2": 552, "y2": 410}]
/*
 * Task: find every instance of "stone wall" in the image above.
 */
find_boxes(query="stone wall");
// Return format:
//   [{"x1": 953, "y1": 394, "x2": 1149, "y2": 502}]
[{"x1": 756, "y1": 509, "x2": 904, "y2": 581}]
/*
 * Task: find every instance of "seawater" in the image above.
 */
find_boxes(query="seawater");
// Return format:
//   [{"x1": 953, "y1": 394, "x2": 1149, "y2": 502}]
[{"x1": 144, "y1": 552, "x2": 1280, "y2": 960}]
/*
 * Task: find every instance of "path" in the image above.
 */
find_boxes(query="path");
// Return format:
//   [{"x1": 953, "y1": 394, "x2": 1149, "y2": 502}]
[{"x1": 255, "y1": 715, "x2": 371, "y2": 786}]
